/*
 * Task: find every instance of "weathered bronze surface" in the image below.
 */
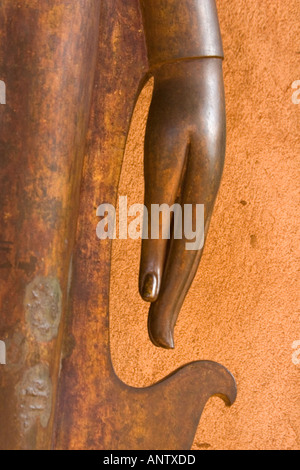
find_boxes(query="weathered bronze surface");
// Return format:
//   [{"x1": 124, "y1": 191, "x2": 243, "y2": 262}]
[
  {"x1": 0, "y1": 0, "x2": 102, "y2": 450},
  {"x1": 0, "y1": 0, "x2": 236, "y2": 450}
]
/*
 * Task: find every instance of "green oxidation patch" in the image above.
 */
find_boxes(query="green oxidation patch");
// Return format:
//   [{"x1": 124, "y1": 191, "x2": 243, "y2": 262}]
[
  {"x1": 17, "y1": 364, "x2": 52, "y2": 431},
  {"x1": 25, "y1": 276, "x2": 62, "y2": 342}
]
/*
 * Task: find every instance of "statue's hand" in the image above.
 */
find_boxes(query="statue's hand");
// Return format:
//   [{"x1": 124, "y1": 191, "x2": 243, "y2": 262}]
[{"x1": 139, "y1": 59, "x2": 226, "y2": 349}]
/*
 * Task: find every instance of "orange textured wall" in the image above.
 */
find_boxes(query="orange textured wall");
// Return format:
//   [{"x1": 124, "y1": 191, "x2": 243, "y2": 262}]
[{"x1": 110, "y1": 0, "x2": 300, "y2": 450}]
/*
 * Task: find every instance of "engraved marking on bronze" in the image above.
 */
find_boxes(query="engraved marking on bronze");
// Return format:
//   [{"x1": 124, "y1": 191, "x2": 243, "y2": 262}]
[
  {"x1": 0, "y1": 242, "x2": 13, "y2": 270},
  {"x1": 0, "y1": 244, "x2": 37, "y2": 274},
  {"x1": 17, "y1": 255, "x2": 38, "y2": 276},
  {"x1": 0, "y1": 260, "x2": 12, "y2": 269},
  {"x1": 0, "y1": 241, "x2": 13, "y2": 254},
  {"x1": 0, "y1": 246, "x2": 12, "y2": 253},
  {"x1": 25, "y1": 276, "x2": 62, "y2": 342},
  {"x1": 17, "y1": 364, "x2": 52, "y2": 431}
]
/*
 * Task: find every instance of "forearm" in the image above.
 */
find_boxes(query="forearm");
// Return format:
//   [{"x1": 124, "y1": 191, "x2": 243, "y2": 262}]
[{"x1": 139, "y1": 0, "x2": 224, "y2": 70}]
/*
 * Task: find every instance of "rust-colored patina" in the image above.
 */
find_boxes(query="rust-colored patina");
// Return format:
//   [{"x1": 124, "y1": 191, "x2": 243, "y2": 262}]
[
  {"x1": 0, "y1": 0, "x2": 236, "y2": 450},
  {"x1": 0, "y1": 0, "x2": 101, "y2": 450}
]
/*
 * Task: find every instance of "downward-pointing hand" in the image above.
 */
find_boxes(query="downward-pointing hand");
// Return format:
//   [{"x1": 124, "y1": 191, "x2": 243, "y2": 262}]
[{"x1": 139, "y1": 59, "x2": 226, "y2": 349}]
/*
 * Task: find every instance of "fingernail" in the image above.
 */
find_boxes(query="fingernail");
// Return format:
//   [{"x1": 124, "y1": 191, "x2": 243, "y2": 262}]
[{"x1": 142, "y1": 273, "x2": 158, "y2": 301}]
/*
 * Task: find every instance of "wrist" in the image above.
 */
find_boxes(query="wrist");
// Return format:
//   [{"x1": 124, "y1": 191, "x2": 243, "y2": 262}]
[
  {"x1": 140, "y1": 0, "x2": 224, "y2": 70},
  {"x1": 151, "y1": 57, "x2": 223, "y2": 85}
]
